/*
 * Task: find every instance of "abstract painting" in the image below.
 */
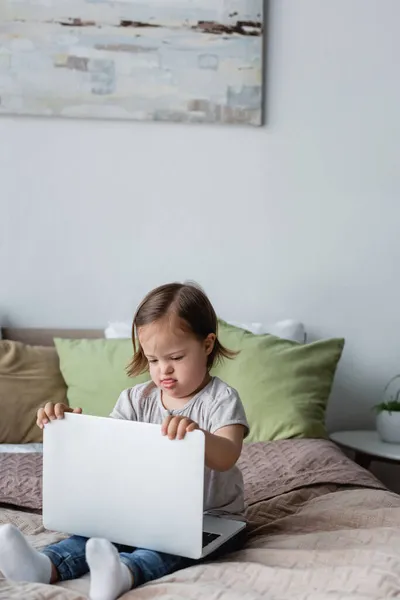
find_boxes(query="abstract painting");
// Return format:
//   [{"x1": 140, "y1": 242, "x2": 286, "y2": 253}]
[{"x1": 0, "y1": 1, "x2": 263, "y2": 125}]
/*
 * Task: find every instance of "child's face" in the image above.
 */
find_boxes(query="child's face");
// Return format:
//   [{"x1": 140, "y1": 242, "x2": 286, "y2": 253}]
[{"x1": 138, "y1": 316, "x2": 215, "y2": 399}]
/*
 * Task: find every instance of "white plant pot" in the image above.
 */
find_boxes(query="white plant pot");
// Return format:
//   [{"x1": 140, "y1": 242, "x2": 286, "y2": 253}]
[{"x1": 376, "y1": 411, "x2": 400, "y2": 443}]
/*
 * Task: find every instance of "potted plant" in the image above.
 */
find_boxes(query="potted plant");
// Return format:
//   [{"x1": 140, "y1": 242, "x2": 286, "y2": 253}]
[
  {"x1": 374, "y1": 402, "x2": 400, "y2": 443},
  {"x1": 374, "y1": 375, "x2": 400, "y2": 443}
]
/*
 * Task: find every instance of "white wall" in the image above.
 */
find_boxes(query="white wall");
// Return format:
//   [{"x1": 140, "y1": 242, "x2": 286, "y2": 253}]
[{"x1": 2, "y1": 0, "x2": 400, "y2": 433}]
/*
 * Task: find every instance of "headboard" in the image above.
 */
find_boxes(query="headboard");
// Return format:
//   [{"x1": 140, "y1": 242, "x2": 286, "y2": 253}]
[{"x1": 1, "y1": 328, "x2": 104, "y2": 346}]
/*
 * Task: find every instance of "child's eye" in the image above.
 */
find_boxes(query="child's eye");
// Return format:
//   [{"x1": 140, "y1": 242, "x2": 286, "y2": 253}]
[
  {"x1": 172, "y1": 356, "x2": 183, "y2": 361},
  {"x1": 148, "y1": 359, "x2": 158, "y2": 364}
]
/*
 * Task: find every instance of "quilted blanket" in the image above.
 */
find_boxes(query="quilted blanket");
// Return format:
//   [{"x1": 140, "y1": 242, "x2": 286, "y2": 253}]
[{"x1": 2, "y1": 439, "x2": 400, "y2": 599}]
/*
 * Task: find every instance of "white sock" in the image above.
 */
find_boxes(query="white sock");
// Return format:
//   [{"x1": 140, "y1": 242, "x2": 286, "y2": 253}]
[
  {"x1": 0, "y1": 524, "x2": 52, "y2": 583},
  {"x1": 86, "y1": 538, "x2": 133, "y2": 600}
]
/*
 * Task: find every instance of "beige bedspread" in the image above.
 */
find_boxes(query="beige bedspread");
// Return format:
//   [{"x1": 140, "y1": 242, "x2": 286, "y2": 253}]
[{"x1": 2, "y1": 440, "x2": 400, "y2": 599}]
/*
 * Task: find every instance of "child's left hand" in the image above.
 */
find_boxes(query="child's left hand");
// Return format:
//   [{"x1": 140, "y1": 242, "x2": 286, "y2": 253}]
[{"x1": 161, "y1": 416, "x2": 199, "y2": 440}]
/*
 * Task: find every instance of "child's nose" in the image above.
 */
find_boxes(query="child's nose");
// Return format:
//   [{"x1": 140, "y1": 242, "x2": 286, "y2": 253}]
[{"x1": 163, "y1": 363, "x2": 174, "y2": 375}]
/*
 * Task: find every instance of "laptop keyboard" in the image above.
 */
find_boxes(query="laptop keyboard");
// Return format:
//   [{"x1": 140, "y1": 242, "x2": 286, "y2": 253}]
[{"x1": 202, "y1": 532, "x2": 221, "y2": 548}]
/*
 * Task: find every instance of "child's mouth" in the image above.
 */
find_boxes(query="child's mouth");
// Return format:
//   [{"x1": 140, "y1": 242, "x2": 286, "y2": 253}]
[{"x1": 161, "y1": 379, "x2": 177, "y2": 389}]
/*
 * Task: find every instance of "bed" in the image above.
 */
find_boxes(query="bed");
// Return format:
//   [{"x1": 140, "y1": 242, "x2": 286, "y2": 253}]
[{"x1": 1, "y1": 329, "x2": 400, "y2": 599}]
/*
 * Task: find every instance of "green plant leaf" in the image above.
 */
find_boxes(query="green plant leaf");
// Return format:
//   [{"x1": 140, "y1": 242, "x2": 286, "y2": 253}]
[{"x1": 373, "y1": 400, "x2": 400, "y2": 414}]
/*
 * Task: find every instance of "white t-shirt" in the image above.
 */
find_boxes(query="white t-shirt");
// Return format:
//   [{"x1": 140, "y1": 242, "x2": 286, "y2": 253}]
[{"x1": 110, "y1": 376, "x2": 249, "y2": 519}]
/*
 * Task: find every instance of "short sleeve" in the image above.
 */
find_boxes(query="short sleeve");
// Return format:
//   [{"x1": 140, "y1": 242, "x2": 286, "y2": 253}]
[
  {"x1": 209, "y1": 386, "x2": 249, "y2": 438},
  {"x1": 109, "y1": 387, "x2": 138, "y2": 421}
]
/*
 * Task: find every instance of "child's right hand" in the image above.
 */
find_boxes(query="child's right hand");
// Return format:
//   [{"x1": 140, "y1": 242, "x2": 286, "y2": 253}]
[{"x1": 36, "y1": 403, "x2": 82, "y2": 429}]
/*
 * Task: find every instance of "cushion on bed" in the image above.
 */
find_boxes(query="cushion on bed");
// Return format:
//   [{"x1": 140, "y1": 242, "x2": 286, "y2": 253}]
[
  {"x1": 0, "y1": 341, "x2": 68, "y2": 444},
  {"x1": 212, "y1": 320, "x2": 344, "y2": 442},
  {"x1": 53, "y1": 338, "x2": 148, "y2": 417},
  {"x1": 55, "y1": 324, "x2": 344, "y2": 441}
]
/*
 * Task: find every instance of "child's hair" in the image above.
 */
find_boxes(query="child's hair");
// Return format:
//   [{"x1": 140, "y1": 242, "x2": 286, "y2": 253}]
[{"x1": 127, "y1": 282, "x2": 237, "y2": 377}]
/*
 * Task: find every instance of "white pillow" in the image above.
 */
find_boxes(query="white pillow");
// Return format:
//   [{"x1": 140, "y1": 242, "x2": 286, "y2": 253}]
[
  {"x1": 105, "y1": 321, "x2": 132, "y2": 339},
  {"x1": 226, "y1": 320, "x2": 306, "y2": 343},
  {"x1": 105, "y1": 319, "x2": 306, "y2": 343}
]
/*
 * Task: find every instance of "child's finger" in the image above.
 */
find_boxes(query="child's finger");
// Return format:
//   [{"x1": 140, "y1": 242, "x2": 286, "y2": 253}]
[
  {"x1": 44, "y1": 402, "x2": 56, "y2": 420},
  {"x1": 167, "y1": 417, "x2": 181, "y2": 439},
  {"x1": 161, "y1": 415, "x2": 173, "y2": 436},
  {"x1": 177, "y1": 418, "x2": 191, "y2": 440},
  {"x1": 72, "y1": 407, "x2": 83, "y2": 414},
  {"x1": 36, "y1": 407, "x2": 47, "y2": 429},
  {"x1": 186, "y1": 422, "x2": 197, "y2": 433},
  {"x1": 54, "y1": 403, "x2": 67, "y2": 419},
  {"x1": 169, "y1": 416, "x2": 192, "y2": 439}
]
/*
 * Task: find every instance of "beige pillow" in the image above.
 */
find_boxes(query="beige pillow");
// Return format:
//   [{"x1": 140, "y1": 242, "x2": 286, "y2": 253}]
[{"x1": 0, "y1": 341, "x2": 68, "y2": 443}]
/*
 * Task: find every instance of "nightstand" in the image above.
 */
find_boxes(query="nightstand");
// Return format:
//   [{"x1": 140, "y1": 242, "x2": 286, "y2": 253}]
[{"x1": 330, "y1": 430, "x2": 400, "y2": 470}]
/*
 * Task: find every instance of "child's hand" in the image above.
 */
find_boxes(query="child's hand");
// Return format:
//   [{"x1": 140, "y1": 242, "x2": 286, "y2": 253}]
[
  {"x1": 36, "y1": 402, "x2": 82, "y2": 429},
  {"x1": 161, "y1": 416, "x2": 199, "y2": 440}
]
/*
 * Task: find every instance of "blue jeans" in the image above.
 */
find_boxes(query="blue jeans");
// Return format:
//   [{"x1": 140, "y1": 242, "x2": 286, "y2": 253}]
[{"x1": 42, "y1": 531, "x2": 246, "y2": 588}]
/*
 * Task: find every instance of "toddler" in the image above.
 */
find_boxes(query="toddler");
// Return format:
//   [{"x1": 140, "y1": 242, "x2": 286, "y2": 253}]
[{"x1": 0, "y1": 282, "x2": 249, "y2": 600}]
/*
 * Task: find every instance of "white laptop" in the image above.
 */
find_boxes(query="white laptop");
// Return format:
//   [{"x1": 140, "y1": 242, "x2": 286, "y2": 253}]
[{"x1": 42, "y1": 413, "x2": 246, "y2": 560}]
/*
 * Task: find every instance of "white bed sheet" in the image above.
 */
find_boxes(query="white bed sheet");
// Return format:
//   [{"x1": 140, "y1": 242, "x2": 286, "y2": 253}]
[{"x1": 0, "y1": 443, "x2": 43, "y2": 453}]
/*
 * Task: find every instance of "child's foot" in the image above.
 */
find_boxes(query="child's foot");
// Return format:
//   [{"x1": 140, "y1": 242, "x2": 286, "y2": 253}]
[
  {"x1": 0, "y1": 524, "x2": 52, "y2": 583},
  {"x1": 86, "y1": 538, "x2": 133, "y2": 600}
]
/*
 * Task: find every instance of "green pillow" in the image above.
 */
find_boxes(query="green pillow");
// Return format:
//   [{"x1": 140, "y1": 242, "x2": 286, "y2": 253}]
[
  {"x1": 55, "y1": 324, "x2": 344, "y2": 442},
  {"x1": 211, "y1": 320, "x2": 344, "y2": 443},
  {"x1": 54, "y1": 338, "x2": 148, "y2": 416}
]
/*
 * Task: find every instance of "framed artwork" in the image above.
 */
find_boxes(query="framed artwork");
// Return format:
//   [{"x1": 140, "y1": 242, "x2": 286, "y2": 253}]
[{"x1": 0, "y1": 0, "x2": 263, "y2": 125}]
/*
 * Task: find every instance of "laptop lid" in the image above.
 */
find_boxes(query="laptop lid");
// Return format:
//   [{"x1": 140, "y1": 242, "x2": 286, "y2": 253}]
[{"x1": 43, "y1": 413, "x2": 205, "y2": 559}]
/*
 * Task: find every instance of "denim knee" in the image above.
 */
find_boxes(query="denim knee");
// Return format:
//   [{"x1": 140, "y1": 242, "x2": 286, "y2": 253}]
[
  {"x1": 119, "y1": 548, "x2": 193, "y2": 587},
  {"x1": 42, "y1": 535, "x2": 89, "y2": 581}
]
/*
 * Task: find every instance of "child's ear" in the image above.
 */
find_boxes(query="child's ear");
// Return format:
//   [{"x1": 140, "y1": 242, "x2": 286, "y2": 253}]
[{"x1": 204, "y1": 334, "x2": 216, "y2": 356}]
